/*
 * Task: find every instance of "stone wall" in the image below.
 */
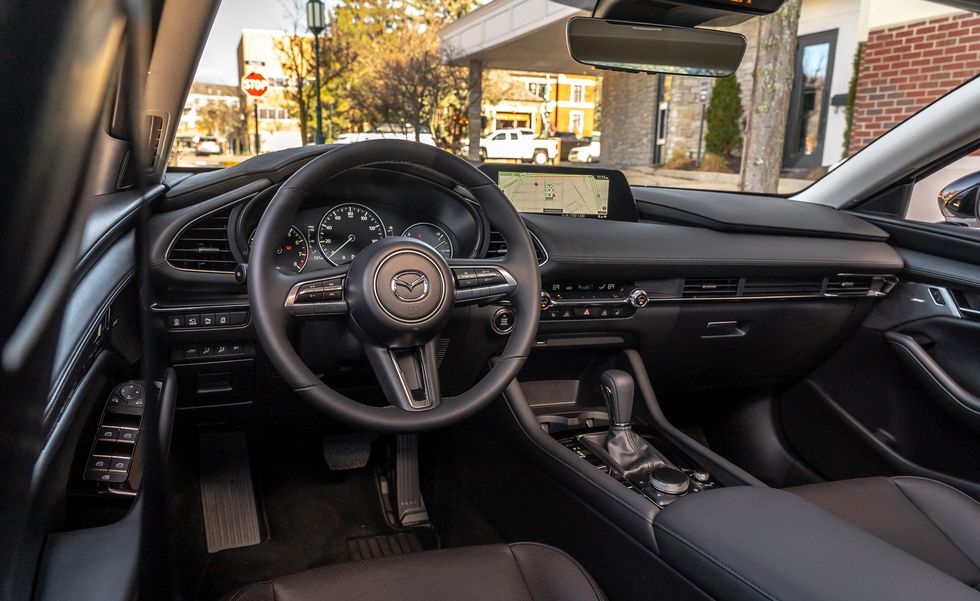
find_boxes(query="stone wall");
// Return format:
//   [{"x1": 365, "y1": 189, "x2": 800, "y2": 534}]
[{"x1": 598, "y1": 70, "x2": 660, "y2": 167}]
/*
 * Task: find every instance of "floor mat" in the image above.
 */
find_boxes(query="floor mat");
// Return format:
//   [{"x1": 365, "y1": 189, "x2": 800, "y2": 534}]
[
  {"x1": 347, "y1": 531, "x2": 430, "y2": 560},
  {"x1": 198, "y1": 430, "x2": 437, "y2": 600}
]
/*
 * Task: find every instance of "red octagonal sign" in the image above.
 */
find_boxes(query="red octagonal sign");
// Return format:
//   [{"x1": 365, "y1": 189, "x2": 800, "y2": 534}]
[{"x1": 241, "y1": 72, "x2": 269, "y2": 98}]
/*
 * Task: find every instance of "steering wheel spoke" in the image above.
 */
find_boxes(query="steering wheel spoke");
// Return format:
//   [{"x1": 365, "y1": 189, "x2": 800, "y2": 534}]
[
  {"x1": 364, "y1": 341, "x2": 441, "y2": 412},
  {"x1": 281, "y1": 264, "x2": 350, "y2": 318},
  {"x1": 448, "y1": 258, "x2": 518, "y2": 306}
]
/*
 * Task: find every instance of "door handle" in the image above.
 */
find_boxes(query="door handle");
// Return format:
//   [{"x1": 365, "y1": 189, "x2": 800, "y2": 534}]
[{"x1": 885, "y1": 331, "x2": 980, "y2": 432}]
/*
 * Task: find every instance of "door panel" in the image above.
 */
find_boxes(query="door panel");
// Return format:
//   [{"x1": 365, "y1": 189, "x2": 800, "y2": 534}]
[{"x1": 780, "y1": 218, "x2": 980, "y2": 498}]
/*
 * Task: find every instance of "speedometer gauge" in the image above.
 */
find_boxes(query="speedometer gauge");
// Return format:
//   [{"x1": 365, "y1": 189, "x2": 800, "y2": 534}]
[
  {"x1": 317, "y1": 203, "x2": 386, "y2": 265},
  {"x1": 247, "y1": 226, "x2": 309, "y2": 273},
  {"x1": 402, "y1": 223, "x2": 453, "y2": 259}
]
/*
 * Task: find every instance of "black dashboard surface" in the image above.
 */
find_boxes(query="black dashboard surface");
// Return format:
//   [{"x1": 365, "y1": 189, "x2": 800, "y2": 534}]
[{"x1": 634, "y1": 187, "x2": 889, "y2": 242}]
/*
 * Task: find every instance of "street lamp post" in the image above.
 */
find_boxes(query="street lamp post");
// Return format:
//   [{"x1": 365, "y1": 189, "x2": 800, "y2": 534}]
[{"x1": 307, "y1": 0, "x2": 326, "y2": 145}]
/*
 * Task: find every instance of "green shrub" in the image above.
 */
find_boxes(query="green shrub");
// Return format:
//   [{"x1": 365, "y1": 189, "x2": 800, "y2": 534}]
[
  {"x1": 843, "y1": 42, "x2": 864, "y2": 157},
  {"x1": 705, "y1": 74, "x2": 743, "y2": 157}
]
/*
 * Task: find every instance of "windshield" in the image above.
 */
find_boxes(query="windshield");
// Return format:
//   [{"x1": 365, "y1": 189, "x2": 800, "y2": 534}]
[{"x1": 173, "y1": 0, "x2": 979, "y2": 197}]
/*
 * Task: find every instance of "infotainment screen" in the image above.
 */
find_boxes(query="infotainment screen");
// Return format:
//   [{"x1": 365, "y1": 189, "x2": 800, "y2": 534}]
[
  {"x1": 479, "y1": 164, "x2": 638, "y2": 222},
  {"x1": 497, "y1": 171, "x2": 610, "y2": 219}
]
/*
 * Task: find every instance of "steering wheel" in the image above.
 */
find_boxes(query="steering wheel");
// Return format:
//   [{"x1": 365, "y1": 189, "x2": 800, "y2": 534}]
[{"x1": 248, "y1": 140, "x2": 540, "y2": 432}]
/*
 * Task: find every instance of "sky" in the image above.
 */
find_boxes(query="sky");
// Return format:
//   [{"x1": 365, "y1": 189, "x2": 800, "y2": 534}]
[{"x1": 194, "y1": 0, "x2": 298, "y2": 85}]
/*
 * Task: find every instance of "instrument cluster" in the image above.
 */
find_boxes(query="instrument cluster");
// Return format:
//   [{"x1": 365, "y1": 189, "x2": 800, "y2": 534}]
[{"x1": 239, "y1": 192, "x2": 480, "y2": 274}]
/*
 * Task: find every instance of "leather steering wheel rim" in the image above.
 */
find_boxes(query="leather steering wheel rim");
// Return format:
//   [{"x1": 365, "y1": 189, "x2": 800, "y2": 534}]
[{"x1": 248, "y1": 139, "x2": 540, "y2": 432}]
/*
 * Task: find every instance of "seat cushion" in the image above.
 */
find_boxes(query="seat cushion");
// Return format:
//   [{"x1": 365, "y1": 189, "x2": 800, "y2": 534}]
[
  {"x1": 789, "y1": 476, "x2": 980, "y2": 587},
  {"x1": 227, "y1": 543, "x2": 606, "y2": 601}
]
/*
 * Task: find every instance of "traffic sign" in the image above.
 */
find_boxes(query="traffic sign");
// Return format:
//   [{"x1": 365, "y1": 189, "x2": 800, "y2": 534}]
[{"x1": 241, "y1": 72, "x2": 269, "y2": 98}]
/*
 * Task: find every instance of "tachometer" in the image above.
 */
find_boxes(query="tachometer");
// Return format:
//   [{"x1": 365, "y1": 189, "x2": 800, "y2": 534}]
[
  {"x1": 317, "y1": 203, "x2": 387, "y2": 265},
  {"x1": 247, "y1": 226, "x2": 309, "y2": 273},
  {"x1": 402, "y1": 222, "x2": 453, "y2": 259}
]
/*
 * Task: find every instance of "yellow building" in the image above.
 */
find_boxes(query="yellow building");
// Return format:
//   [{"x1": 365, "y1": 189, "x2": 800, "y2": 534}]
[{"x1": 483, "y1": 72, "x2": 597, "y2": 138}]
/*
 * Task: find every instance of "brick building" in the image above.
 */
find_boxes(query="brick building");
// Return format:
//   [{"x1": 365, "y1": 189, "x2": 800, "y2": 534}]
[{"x1": 848, "y1": 12, "x2": 980, "y2": 155}]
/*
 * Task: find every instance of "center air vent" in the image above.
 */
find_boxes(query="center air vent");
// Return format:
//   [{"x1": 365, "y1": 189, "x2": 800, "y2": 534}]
[
  {"x1": 167, "y1": 205, "x2": 237, "y2": 273},
  {"x1": 487, "y1": 230, "x2": 548, "y2": 266},
  {"x1": 743, "y1": 278, "x2": 824, "y2": 297},
  {"x1": 682, "y1": 278, "x2": 740, "y2": 298},
  {"x1": 826, "y1": 275, "x2": 875, "y2": 296}
]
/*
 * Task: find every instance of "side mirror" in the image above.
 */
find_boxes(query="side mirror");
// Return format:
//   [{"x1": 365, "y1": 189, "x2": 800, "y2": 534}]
[
  {"x1": 566, "y1": 17, "x2": 747, "y2": 77},
  {"x1": 938, "y1": 171, "x2": 980, "y2": 227}
]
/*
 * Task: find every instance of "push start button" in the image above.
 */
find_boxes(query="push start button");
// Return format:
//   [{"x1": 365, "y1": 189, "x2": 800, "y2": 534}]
[{"x1": 491, "y1": 307, "x2": 515, "y2": 335}]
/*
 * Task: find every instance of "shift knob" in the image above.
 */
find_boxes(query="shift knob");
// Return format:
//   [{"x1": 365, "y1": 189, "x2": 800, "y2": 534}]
[{"x1": 600, "y1": 370, "x2": 635, "y2": 426}]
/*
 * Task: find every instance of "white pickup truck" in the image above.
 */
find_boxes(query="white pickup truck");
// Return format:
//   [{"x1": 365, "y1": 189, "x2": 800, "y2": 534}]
[{"x1": 468, "y1": 128, "x2": 559, "y2": 164}]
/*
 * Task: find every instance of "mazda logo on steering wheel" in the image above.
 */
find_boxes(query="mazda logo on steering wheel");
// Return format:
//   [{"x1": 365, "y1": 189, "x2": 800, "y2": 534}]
[{"x1": 390, "y1": 270, "x2": 430, "y2": 302}]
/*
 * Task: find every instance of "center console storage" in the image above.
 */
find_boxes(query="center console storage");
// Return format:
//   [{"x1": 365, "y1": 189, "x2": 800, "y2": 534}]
[{"x1": 654, "y1": 486, "x2": 978, "y2": 601}]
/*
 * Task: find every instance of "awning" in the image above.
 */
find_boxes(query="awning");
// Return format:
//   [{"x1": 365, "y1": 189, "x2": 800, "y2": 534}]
[{"x1": 439, "y1": 0, "x2": 593, "y2": 74}]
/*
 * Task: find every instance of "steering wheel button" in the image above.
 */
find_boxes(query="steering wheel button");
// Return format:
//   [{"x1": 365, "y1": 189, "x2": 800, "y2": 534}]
[{"x1": 297, "y1": 291, "x2": 322, "y2": 303}]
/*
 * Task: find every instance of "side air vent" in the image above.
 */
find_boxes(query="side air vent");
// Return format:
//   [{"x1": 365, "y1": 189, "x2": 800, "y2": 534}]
[
  {"x1": 743, "y1": 278, "x2": 824, "y2": 297},
  {"x1": 826, "y1": 275, "x2": 875, "y2": 297},
  {"x1": 145, "y1": 113, "x2": 165, "y2": 169},
  {"x1": 682, "y1": 278, "x2": 740, "y2": 298},
  {"x1": 167, "y1": 205, "x2": 237, "y2": 273},
  {"x1": 487, "y1": 230, "x2": 548, "y2": 265}
]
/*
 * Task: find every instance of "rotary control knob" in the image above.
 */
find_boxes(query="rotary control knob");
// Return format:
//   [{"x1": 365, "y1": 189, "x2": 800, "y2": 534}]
[
  {"x1": 650, "y1": 466, "x2": 690, "y2": 496},
  {"x1": 628, "y1": 288, "x2": 650, "y2": 308},
  {"x1": 540, "y1": 291, "x2": 554, "y2": 310}
]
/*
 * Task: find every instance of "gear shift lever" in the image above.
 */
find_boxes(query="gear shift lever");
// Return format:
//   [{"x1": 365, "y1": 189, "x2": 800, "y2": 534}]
[
  {"x1": 601, "y1": 370, "x2": 635, "y2": 427},
  {"x1": 579, "y1": 370, "x2": 691, "y2": 495}
]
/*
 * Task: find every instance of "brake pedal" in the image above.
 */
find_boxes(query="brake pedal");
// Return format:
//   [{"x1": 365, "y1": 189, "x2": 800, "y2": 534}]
[{"x1": 322, "y1": 433, "x2": 373, "y2": 470}]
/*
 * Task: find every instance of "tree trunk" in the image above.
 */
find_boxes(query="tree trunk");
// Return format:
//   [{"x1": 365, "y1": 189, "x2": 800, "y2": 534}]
[{"x1": 738, "y1": 0, "x2": 802, "y2": 193}]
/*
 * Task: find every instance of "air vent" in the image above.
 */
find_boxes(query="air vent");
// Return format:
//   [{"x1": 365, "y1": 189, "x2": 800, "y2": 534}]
[
  {"x1": 743, "y1": 278, "x2": 824, "y2": 297},
  {"x1": 145, "y1": 113, "x2": 165, "y2": 169},
  {"x1": 826, "y1": 275, "x2": 875, "y2": 297},
  {"x1": 682, "y1": 278, "x2": 740, "y2": 298},
  {"x1": 487, "y1": 230, "x2": 548, "y2": 265},
  {"x1": 167, "y1": 205, "x2": 237, "y2": 273}
]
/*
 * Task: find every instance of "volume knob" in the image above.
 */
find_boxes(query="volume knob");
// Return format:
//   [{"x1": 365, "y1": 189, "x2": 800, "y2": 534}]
[{"x1": 628, "y1": 289, "x2": 649, "y2": 308}]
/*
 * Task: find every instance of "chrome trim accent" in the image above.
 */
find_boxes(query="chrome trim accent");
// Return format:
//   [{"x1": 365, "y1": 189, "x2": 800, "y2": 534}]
[{"x1": 529, "y1": 231, "x2": 549, "y2": 267}]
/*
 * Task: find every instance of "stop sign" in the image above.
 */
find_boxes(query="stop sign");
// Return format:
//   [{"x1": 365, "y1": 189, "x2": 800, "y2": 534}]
[{"x1": 241, "y1": 72, "x2": 268, "y2": 98}]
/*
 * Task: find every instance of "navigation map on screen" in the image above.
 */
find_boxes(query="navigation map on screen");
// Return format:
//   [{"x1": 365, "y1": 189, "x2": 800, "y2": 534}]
[{"x1": 497, "y1": 171, "x2": 610, "y2": 218}]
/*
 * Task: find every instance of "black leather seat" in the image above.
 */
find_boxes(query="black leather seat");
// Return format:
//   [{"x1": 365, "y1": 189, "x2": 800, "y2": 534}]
[
  {"x1": 790, "y1": 476, "x2": 980, "y2": 588},
  {"x1": 227, "y1": 542, "x2": 606, "y2": 601}
]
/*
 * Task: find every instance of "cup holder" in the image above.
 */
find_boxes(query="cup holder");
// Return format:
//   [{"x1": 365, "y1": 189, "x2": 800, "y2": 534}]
[{"x1": 537, "y1": 410, "x2": 610, "y2": 434}]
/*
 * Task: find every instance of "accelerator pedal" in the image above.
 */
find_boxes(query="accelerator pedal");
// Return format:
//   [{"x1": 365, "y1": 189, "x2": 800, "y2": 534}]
[
  {"x1": 395, "y1": 434, "x2": 430, "y2": 527},
  {"x1": 199, "y1": 431, "x2": 262, "y2": 553}
]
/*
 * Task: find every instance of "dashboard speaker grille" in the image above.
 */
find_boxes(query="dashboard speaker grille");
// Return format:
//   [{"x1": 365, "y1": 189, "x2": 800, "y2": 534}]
[
  {"x1": 167, "y1": 205, "x2": 237, "y2": 273},
  {"x1": 487, "y1": 230, "x2": 548, "y2": 266}
]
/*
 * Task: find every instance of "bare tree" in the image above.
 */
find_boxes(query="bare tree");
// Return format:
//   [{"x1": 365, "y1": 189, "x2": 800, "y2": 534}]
[{"x1": 738, "y1": 0, "x2": 802, "y2": 193}]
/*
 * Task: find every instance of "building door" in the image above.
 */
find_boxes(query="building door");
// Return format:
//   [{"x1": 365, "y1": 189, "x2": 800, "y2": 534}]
[{"x1": 783, "y1": 30, "x2": 837, "y2": 171}]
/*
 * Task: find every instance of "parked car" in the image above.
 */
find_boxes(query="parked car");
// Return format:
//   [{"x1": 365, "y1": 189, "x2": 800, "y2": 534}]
[
  {"x1": 568, "y1": 131, "x2": 600, "y2": 163},
  {"x1": 553, "y1": 131, "x2": 591, "y2": 161},
  {"x1": 194, "y1": 135, "x2": 221, "y2": 155},
  {"x1": 467, "y1": 128, "x2": 559, "y2": 164}
]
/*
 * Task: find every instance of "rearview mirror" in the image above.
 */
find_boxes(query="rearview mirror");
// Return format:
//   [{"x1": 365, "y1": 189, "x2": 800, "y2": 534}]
[{"x1": 566, "y1": 17, "x2": 747, "y2": 77}]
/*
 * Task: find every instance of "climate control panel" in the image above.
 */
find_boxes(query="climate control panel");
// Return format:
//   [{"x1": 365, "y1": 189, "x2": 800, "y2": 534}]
[{"x1": 540, "y1": 281, "x2": 647, "y2": 321}]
